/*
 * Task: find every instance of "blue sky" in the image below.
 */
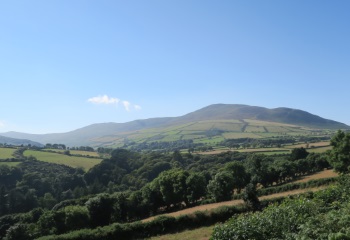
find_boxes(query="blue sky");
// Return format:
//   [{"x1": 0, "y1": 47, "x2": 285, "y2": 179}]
[{"x1": 0, "y1": 1, "x2": 349, "y2": 133}]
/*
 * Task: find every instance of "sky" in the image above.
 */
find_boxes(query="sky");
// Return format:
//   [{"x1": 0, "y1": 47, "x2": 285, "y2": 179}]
[{"x1": 0, "y1": 1, "x2": 349, "y2": 134}]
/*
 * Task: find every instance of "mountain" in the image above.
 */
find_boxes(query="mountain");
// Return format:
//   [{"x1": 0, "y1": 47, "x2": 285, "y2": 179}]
[
  {"x1": 174, "y1": 104, "x2": 348, "y2": 128},
  {"x1": 0, "y1": 135, "x2": 44, "y2": 147},
  {"x1": 1, "y1": 104, "x2": 348, "y2": 147}
]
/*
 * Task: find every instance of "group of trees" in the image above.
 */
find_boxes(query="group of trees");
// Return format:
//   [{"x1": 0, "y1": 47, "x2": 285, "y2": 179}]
[
  {"x1": 1, "y1": 129, "x2": 349, "y2": 240},
  {"x1": 0, "y1": 157, "x2": 89, "y2": 217},
  {"x1": 44, "y1": 144, "x2": 95, "y2": 152},
  {"x1": 212, "y1": 175, "x2": 350, "y2": 240},
  {"x1": 45, "y1": 144, "x2": 67, "y2": 150}
]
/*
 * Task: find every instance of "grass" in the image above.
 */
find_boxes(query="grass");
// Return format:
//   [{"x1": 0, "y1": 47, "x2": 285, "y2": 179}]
[
  {"x1": 284, "y1": 141, "x2": 330, "y2": 149},
  {"x1": 43, "y1": 149, "x2": 100, "y2": 157},
  {"x1": 245, "y1": 125, "x2": 266, "y2": 133},
  {"x1": 149, "y1": 226, "x2": 214, "y2": 240},
  {"x1": 294, "y1": 169, "x2": 338, "y2": 183},
  {"x1": 83, "y1": 118, "x2": 334, "y2": 150},
  {"x1": 222, "y1": 132, "x2": 263, "y2": 139},
  {"x1": 143, "y1": 187, "x2": 326, "y2": 223},
  {"x1": 308, "y1": 146, "x2": 332, "y2": 153},
  {"x1": 194, "y1": 136, "x2": 225, "y2": 144},
  {"x1": 23, "y1": 150, "x2": 102, "y2": 171},
  {"x1": 0, "y1": 162, "x2": 21, "y2": 167},
  {"x1": 265, "y1": 126, "x2": 290, "y2": 133},
  {"x1": 0, "y1": 147, "x2": 16, "y2": 159}
]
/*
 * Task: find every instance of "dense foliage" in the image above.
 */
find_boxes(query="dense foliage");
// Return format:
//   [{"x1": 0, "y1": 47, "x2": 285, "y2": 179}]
[
  {"x1": 0, "y1": 144, "x2": 334, "y2": 240},
  {"x1": 329, "y1": 130, "x2": 350, "y2": 173},
  {"x1": 211, "y1": 175, "x2": 350, "y2": 240}
]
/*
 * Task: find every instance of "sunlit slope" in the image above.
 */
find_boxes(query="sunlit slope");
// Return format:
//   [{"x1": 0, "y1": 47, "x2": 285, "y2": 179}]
[
  {"x1": 1, "y1": 104, "x2": 348, "y2": 147},
  {"x1": 92, "y1": 119, "x2": 330, "y2": 148}
]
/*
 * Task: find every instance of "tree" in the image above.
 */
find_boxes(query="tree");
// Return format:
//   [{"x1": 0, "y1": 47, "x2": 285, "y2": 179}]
[
  {"x1": 156, "y1": 169, "x2": 189, "y2": 207},
  {"x1": 243, "y1": 183, "x2": 260, "y2": 210},
  {"x1": 329, "y1": 130, "x2": 350, "y2": 173},
  {"x1": 3, "y1": 224, "x2": 31, "y2": 240},
  {"x1": 225, "y1": 161, "x2": 250, "y2": 193},
  {"x1": 186, "y1": 172, "x2": 207, "y2": 204},
  {"x1": 290, "y1": 147, "x2": 309, "y2": 161},
  {"x1": 63, "y1": 206, "x2": 89, "y2": 231},
  {"x1": 85, "y1": 194, "x2": 113, "y2": 227},
  {"x1": 245, "y1": 154, "x2": 271, "y2": 187},
  {"x1": 0, "y1": 186, "x2": 7, "y2": 216},
  {"x1": 207, "y1": 171, "x2": 235, "y2": 202}
]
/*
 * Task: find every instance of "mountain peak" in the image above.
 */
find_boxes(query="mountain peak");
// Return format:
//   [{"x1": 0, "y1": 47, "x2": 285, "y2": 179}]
[{"x1": 1, "y1": 104, "x2": 348, "y2": 146}]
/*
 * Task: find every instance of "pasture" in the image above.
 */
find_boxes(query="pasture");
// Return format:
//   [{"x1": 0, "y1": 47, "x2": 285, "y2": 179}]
[
  {"x1": 43, "y1": 149, "x2": 100, "y2": 157},
  {"x1": 284, "y1": 141, "x2": 330, "y2": 149},
  {"x1": 23, "y1": 150, "x2": 102, "y2": 170},
  {"x1": 87, "y1": 118, "x2": 335, "y2": 150},
  {"x1": 149, "y1": 226, "x2": 214, "y2": 240},
  {"x1": 0, "y1": 147, "x2": 16, "y2": 159},
  {"x1": 0, "y1": 162, "x2": 21, "y2": 167}
]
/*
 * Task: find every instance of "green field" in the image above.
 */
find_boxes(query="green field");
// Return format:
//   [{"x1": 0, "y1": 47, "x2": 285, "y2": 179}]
[
  {"x1": 245, "y1": 125, "x2": 266, "y2": 133},
  {"x1": 222, "y1": 132, "x2": 263, "y2": 139},
  {"x1": 87, "y1": 118, "x2": 335, "y2": 150},
  {"x1": 0, "y1": 147, "x2": 16, "y2": 159},
  {"x1": 308, "y1": 146, "x2": 333, "y2": 153},
  {"x1": 24, "y1": 150, "x2": 102, "y2": 170},
  {"x1": 43, "y1": 149, "x2": 100, "y2": 157},
  {"x1": 0, "y1": 162, "x2": 21, "y2": 167},
  {"x1": 149, "y1": 226, "x2": 214, "y2": 240}
]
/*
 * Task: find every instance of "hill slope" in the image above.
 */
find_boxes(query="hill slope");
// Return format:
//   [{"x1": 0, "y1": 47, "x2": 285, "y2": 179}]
[
  {"x1": 176, "y1": 104, "x2": 347, "y2": 128},
  {"x1": 0, "y1": 135, "x2": 44, "y2": 147},
  {"x1": 1, "y1": 104, "x2": 348, "y2": 147}
]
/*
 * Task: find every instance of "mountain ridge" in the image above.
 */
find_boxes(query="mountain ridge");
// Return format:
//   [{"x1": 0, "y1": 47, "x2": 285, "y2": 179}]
[
  {"x1": 0, "y1": 135, "x2": 44, "y2": 147},
  {"x1": 1, "y1": 104, "x2": 348, "y2": 146}
]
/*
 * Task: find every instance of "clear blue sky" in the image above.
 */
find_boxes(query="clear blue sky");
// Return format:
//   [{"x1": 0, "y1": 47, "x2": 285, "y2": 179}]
[{"x1": 1, "y1": 1, "x2": 349, "y2": 133}]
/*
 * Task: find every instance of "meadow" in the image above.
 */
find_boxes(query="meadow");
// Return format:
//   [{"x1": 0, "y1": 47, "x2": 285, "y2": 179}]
[
  {"x1": 23, "y1": 150, "x2": 102, "y2": 170},
  {"x1": 0, "y1": 147, "x2": 16, "y2": 159},
  {"x1": 0, "y1": 162, "x2": 21, "y2": 167},
  {"x1": 43, "y1": 149, "x2": 100, "y2": 157}
]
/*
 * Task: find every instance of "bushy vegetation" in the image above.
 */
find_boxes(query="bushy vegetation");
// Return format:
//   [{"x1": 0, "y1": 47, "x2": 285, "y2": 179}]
[
  {"x1": 211, "y1": 175, "x2": 350, "y2": 240},
  {"x1": 1, "y1": 129, "x2": 347, "y2": 240}
]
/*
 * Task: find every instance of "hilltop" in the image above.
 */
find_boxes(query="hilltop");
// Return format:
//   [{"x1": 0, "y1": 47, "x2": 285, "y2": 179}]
[
  {"x1": 0, "y1": 135, "x2": 44, "y2": 147},
  {"x1": 1, "y1": 104, "x2": 348, "y2": 147}
]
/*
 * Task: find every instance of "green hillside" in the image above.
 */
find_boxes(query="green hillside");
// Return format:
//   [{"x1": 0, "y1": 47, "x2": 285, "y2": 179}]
[
  {"x1": 1, "y1": 104, "x2": 348, "y2": 147},
  {"x1": 93, "y1": 119, "x2": 332, "y2": 148}
]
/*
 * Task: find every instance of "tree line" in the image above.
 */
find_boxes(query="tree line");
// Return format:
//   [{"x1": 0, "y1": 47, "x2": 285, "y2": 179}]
[{"x1": 1, "y1": 129, "x2": 349, "y2": 240}]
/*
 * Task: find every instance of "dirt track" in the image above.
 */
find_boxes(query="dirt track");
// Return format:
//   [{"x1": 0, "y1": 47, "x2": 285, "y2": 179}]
[{"x1": 143, "y1": 186, "x2": 326, "y2": 222}]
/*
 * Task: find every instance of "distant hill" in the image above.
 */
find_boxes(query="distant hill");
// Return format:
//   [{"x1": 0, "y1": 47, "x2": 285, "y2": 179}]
[
  {"x1": 1, "y1": 104, "x2": 348, "y2": 147},
  {"x1": 0, "y1": 135, "x2": 44, "y2": 147},
  {"x1": 174, "y1": 104, "x2": 348, "y2": 128}
]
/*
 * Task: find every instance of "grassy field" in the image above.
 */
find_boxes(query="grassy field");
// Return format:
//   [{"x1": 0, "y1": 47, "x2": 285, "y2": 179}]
[
  {"x1": 308, "y1": 146, "x2": 332, "y2": 153},
  {"x1": 43, "y1": 149, "x2": 100, "y2": 157},
  {"x1": 284, "y1": 141, "x2": 330, "y2": 149},
  {"x1": 0, "y1": 162, "x2": 21, "y2": 167},
  {"x1": 149, "y1": 226, "x2": 214, "y2": 240},
  {"x1": 143, "y1": 186, "x2": 328, "y2": 223},
  {"x1": 24, "y1": 150, "x2": 102, "y2": 170},
  {"x1": 197, "y1": 140, "x2": 332, "y2": 155},
  {"x1": 90, "y1": 118, "x2": 332, "y2": 148},
  {"x1": 294, "y1": 169, "x2": 338, "y2": 183},
  {"x1": 0, "y1": 147, "x2": 16, "y2": 159},
  {"x1": 222, "y1": 132, "x2": 263, "y2": 139}
]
